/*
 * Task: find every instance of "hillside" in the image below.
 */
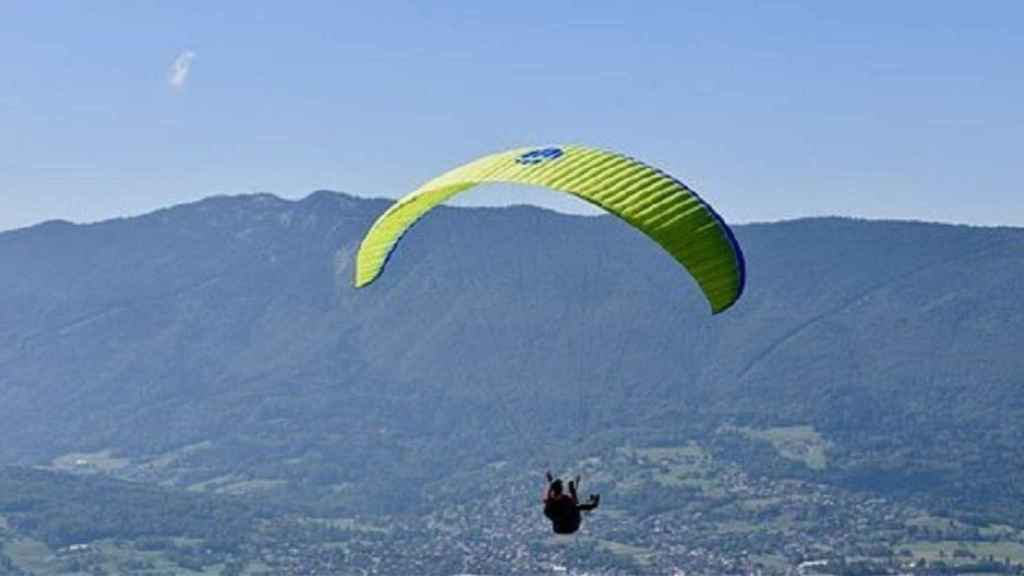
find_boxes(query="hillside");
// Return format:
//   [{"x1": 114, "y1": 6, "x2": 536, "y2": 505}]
[{"x1": 1, "y1": 191, "x2": 1022, "y2": 527}]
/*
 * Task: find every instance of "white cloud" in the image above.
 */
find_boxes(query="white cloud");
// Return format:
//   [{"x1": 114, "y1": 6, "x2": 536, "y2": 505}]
[{"x1": 168, "y1": 50, "x2": 196, "y2": 89}]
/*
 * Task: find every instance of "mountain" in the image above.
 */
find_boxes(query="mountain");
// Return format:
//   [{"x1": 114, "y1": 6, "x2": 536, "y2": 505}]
[{"x1": 1, "y1": 191, "x2": 1022, "y2": 525}]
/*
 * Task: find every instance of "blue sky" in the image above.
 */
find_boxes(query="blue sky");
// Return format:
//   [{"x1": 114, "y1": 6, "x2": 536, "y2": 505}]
[{"x1": 2, "y1": 1, "x2": 1022, "y2": 231}]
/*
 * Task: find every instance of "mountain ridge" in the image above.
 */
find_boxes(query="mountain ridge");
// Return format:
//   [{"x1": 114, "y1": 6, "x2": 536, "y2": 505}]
[{"x1": 2, "y1": 190, "x2": 1022, "y2": 524}]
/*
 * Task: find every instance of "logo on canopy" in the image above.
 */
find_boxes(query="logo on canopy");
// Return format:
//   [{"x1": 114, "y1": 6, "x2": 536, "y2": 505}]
[{"x1": 516, "y1": 147, "x2": 564, "y2": 166}]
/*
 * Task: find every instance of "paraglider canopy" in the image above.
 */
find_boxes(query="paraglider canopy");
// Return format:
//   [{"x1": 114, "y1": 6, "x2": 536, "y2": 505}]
[{"x1": 354, "y1": 145, "x2": 745, "y2": 313}]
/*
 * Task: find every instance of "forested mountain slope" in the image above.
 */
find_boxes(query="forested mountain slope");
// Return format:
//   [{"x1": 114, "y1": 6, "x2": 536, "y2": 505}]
[{"x1": 1, "y1": 191, "x2": 1021, "y2": 523}]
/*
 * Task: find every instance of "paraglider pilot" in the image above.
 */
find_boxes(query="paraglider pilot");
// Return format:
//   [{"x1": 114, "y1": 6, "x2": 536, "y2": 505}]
[{"x1": 543, "y1": 471, "x2": 600, "y2": 534}]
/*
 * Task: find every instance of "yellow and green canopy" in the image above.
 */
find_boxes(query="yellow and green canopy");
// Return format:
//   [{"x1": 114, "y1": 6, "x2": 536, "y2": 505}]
[{"x1": 355, "y1": 145, "x2": 745, "y2": 314}]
